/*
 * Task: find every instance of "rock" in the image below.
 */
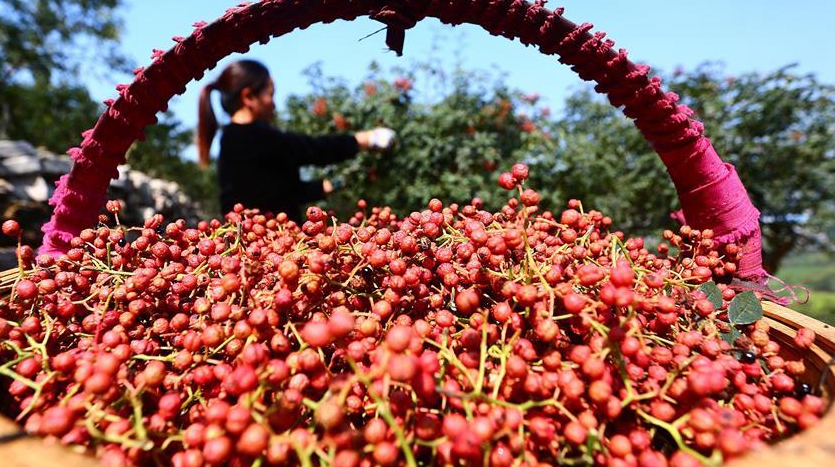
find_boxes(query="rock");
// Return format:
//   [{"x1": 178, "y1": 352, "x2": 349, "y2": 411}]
[
  {"x1": 39, "y1": 156, "x2": 72, "y2": 176},
  {"x1": 0, "y1": 155, "x2": 41, "y2": 176},
  {"x1": 137, "y1": 183, "x2": 154, "y2": 205},
  {"x1": 10, "y1": 175, "x2": 42, "y2": 200},
  {"x1": 0, "y1": 140, "x2": 35, "y2": 158},
  {"x1": 110, "y1": 165, "x2": 132, "y2": 190},
  {"x1": 148, "y1": 179, "x2": 167, "y2": 192},
  {"x1": 1, "y1": 139, "x2": 203, "y2": 247},
  {"x1": 110, "y1": 178, "x2": 128, "y2": 190},
  {"x1": 128, "y1": 170, "x2": 151, "y2": 186},
  {"x1": 22, "y1": 177, "x2": 50, "y2": 202},
  {"x1": 0, "y1": 247, "x2": 18, "y2": 270},
  {"x1": 0, "y1": 178, "x2": 13, "y2": 196},
  {"x1": 140, "y1": 207, "x2": 155, "y2": 222}
]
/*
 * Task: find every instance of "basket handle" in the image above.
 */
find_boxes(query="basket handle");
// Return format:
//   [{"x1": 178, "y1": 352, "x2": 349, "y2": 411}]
[{"x1": 39, "y1": 0, "x2": 765, "y2": 281}]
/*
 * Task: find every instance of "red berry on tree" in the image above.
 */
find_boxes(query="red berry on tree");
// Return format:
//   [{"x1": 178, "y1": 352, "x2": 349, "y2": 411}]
[
  {"x1": 2, "y1": 219, "x2": 21, "y2": 237},
  {"x1": 511, "y1": 163, "x2": 529, "y2": 181},
  {"x1": 498, "y1": 172, "x2": 516, "y2": 190}
]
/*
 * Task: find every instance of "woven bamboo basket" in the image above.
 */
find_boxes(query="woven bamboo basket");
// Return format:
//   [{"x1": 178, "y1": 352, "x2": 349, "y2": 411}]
[{"x1": 1, "y1": 1, "x2": 832, "y2": 465}]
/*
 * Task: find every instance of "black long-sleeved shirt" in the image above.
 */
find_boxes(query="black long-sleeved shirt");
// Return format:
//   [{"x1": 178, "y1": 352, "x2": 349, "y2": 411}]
[{"x1": 218, "y1": 121, "x2": 359, "y2": 221}]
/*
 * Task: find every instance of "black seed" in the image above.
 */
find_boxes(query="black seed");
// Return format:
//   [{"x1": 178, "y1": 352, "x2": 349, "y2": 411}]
[
  {"x1": 796, "y1": 382, "x2": 812, "y2": 398},
  {"x1": 739, "y1": 351, "x2": 757, "y2": 364},
  {"x1": 117, "y1": 238, "x2": 127, "y2": 247}
]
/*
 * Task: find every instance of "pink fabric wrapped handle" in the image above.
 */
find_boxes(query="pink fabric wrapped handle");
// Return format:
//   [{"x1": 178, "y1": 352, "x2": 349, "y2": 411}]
[
  {"x1": 659, "y1": 138, "x2": 763, "y2": 280},
  {"x1": 39, "y1": 0, "x2": 765, "y2": 281}
]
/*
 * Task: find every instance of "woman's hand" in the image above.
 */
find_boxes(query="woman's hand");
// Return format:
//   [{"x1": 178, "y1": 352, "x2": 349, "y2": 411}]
[{"x1": 355, "y1": 127, "x2": 397, "y2": 152}]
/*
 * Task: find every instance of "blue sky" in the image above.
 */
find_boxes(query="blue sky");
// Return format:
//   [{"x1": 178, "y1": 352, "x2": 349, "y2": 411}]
[{"x1": 84, "y1": 1, "x2": 835, "y2": 160}]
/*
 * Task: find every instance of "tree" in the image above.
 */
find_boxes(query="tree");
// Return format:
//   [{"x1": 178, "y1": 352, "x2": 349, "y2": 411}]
[
  {"x1": 0, "y1": 0, "x2": 125, "y2": 83},
  {"x1": 126, "y1": 114, "x2": 219, "y2": 217},
  {"x1": 279, "y1": 61, "x2": 834, "y2": 273},
  {"x1": 281, "y1": 62, "x2": 550, "y2": 216},
  {"x1": 0, "y1": 0, "x2": 216, "y2": 217},
  {"x1": 0, "y1": 0, "x2": 127, "y2": 137},
  {"x1": 0, "y1": 81, "x2": 101, "y2": 152},
  {"x1": 528, "y1": 88, "x2": 676, "y2": 235},
  {"x1": 0, "y1": 80, "x2": 218, "y2": 219},
  {"x1": 668, "y1": 64, "x2": 835, "y2": 272}
]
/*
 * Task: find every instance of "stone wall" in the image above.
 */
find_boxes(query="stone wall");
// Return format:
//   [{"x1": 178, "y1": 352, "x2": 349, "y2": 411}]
[{"x1": 0, "y1": 140, "x2": 201, "y2": 267}]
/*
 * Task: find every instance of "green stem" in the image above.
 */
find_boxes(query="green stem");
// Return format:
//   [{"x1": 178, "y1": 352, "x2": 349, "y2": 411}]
[
  {"x1": 474, "y1": 312, "x2": 488, "y2": 395},
  {"x1": 491, "y1": 326, "x2": 512, "y2": 400},
  {"x1": 346, "y1": 357, "x2": 417, "y2": 467},
  {"x1": 637, "y1": 409, "x2": 719, "y2": 467}
]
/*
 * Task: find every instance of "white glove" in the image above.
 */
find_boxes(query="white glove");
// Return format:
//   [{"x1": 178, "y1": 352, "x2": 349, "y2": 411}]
[{"x1": 367, "y1": 127, "x2": 397, "y2": 151}]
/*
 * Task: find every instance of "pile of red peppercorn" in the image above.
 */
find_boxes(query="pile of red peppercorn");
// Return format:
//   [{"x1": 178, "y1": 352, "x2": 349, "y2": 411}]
[{"x1": 0, "y1": 164, "x2": 823, "y2": 467}]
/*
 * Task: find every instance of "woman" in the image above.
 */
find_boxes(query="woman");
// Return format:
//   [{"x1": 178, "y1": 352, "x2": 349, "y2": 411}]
[{"x1": 196, "y1": 60, "x2": 395, "y2": 221}]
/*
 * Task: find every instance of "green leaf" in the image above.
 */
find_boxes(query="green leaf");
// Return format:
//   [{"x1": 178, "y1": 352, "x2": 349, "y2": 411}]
[
  {"x1": 720, "y1": 326, "x2": 742, "y2": 346},
  {"x1": 727, "y1": 291, "x2": 763, "y2": 325},
  {"x1": 697, "y1": 281, "x2": 723, "y2": 310}
]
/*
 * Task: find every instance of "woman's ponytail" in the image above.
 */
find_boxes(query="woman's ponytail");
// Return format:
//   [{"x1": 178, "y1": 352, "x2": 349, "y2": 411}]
[
  {"x1": 196, "y1": 61, "x2": 271, "y2": 167},
  {"x1": 197, "y1": 82, "x2": 218, "y2": 168}
]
